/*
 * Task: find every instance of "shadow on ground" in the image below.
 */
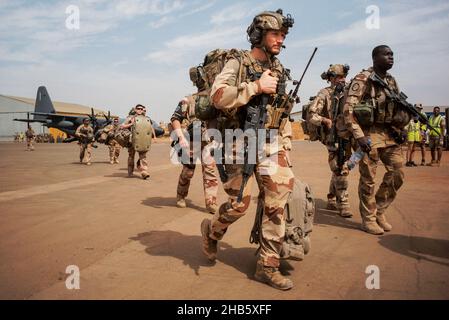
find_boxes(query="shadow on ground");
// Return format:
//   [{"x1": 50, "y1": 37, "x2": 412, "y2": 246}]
[
  {"x1": 104, "y1": 172, "x2": 140, "y2": 178},
  {"x1": 141, "y1": 197, "x2": 208, "y2": 212},
  {"x1": 130, "y1": 230, "x2": 294, "y2": 278},
  {"x1": 379, "y1": 234, "x2": 449, "y2": 267},
  {"x1": 314, "y1": 198, "x2": 360, "y2": 231}
]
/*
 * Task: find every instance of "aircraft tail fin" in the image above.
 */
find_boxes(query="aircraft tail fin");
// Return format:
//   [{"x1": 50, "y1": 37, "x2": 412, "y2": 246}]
[{"x1": 34, "y1": 86, "x2": 55, "y2": 119}]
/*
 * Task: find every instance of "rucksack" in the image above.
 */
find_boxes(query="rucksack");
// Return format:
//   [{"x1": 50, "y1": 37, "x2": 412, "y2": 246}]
[
  {"x1": 250, "y1": 178, "x2": 315, "y2": 261},
  {"x1": 132, "y1": 115, "x2": 153, "y2": 152},
  {"x1": 280, "y1": 178, "x2": 315, "y2": 261},
  {"x1": 189, "y1": 49, "x2": 240, "y2": 121},
  {"x1": 302, "y1": 100, "x2": 321, "y2": 142}
]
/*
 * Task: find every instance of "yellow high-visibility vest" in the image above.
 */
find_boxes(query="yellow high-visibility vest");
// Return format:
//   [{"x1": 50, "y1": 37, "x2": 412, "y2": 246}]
[
  {"x1": 429, "y1": 115, "x2": 443, "y2": 136},
  {"x1": 407, "y1": 121, "x2": 421, "y2": 142},
  {"x1": 419, "y1": 112, "x2": 428, "y2": 131}
]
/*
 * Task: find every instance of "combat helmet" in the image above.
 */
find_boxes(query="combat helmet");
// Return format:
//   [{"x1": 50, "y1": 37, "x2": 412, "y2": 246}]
[
  {"x1": 247, "y1": 9, "x2": 294, "y2": 47},
  {"x1": 321, "y1": 64, "x2": 350, "y2": 80}
]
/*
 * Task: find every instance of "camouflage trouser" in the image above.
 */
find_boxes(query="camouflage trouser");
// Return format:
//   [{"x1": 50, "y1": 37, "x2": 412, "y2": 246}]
[
  {"x1": 359, "y1": 145, "x2": 404, "y2": 222},
  {"x1": 128, "y1": 147, "x2": 148, "y2": 177},
  {"x1": 108, "y1": 140, "x2": 121, "y2": 162},
  {"x1": 209, "y1": 150, "x2": 294, "y2": 268},
  {"x1": 26, "y1": 137, "x2": 34, "y2": 151},
  {"x1": 79, "y1": 143, "x2": 92, "y2": 163},
  {"x1": 327, "y1": 149, "x2": 350, "y2": 211},
  {"x1": 177, "y1": 163, "x2": 218, "y2": 206}
]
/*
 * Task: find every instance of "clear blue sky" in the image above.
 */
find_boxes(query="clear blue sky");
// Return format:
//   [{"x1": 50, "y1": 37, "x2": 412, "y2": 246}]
[{"x1": 1, "y1": 0, "x2": 448, "y2": 122}]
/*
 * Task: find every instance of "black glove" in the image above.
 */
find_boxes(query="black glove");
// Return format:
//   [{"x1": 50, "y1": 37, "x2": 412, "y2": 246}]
[{"x1": 357, "y1": 136, "x2": 372, "y2": 153}]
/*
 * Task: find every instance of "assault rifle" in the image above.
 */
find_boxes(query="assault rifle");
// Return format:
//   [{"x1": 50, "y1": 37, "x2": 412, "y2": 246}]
[
  {"x1": 79, "y1": 133, "x2": 98, "y2": 148},
  {"x1": 328, "y1": 83, "x2": 347, "y2": 168},
  {"x1": 369, "y1": 73, "x2": 439, "y2": 135},
  {"x1": 236, "y1": 47, "x2": 318, "y2": 203},
  {"x1": 236, "y1": 94, "x2": 269, "y2": 203}
]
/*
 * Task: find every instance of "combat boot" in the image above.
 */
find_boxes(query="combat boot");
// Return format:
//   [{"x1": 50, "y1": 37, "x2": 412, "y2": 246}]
[
  {"x1": 142, "y1": 172, "x2": 150, "y2": 180},
  {"x1": 200, "y1": 219, "x2": 217, "y2": 262},
  {"x1": 206, "y1": 203, "x2": 218, "y2": 214},
  {"x1": 176, "y1": 196, "x2": 186, "y2": 208},
  {"x1": 376, "y1": 214, "x2": 392, "y2": 232},
  {"x1": 339, "y1": 208, "x2": 353, "y2": 218},
  {"x1": 254, "y1": 261, "x2": 293, "y2": 291},
  {"x1": 361, "y1": 221, "x2": 384, "y2": 235},
  {"x1": 326, "y1": 198, "x2": 337, "y2": 211}
]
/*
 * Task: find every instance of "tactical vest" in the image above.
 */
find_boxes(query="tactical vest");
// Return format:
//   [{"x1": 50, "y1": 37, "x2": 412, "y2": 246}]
[
  {"x1": 217, "y1": 50, "x2": 291, "y2": 134},
  {"x1": 353, "y1": 69, "x2": 409, "y2": 129},
  {"x1": 429, "y1": 115, "x2": 443, "y2": 136}
]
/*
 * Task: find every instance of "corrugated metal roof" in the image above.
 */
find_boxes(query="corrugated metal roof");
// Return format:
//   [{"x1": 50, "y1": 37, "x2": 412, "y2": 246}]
[{"x1": 2, "y1": 95, "x2": 115, "y2": 118}]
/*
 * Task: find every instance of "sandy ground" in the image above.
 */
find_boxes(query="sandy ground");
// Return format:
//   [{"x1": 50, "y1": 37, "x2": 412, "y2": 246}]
[{"x1": 0, "y1": 140, "x2": 448, "y2": 300}]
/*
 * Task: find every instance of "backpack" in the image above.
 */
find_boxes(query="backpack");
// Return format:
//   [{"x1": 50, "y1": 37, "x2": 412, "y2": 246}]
[
  {"x1": 302, "y1": 100, "x2": 321, "y2": 142},
  {"x1": 132, "y1": 115, "x2": 153, "y2": 152},
  {"x1": 250, "y1": 178, "x2": 315, "y2": 261},
  {"x1": 189, "y1": 49, "x2": 239, "y2": 121},
  {"x1": 280, "y1": 178, "x2": 315, "y2": 261}
]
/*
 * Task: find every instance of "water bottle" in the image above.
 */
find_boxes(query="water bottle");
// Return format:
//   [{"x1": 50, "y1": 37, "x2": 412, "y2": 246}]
[
  {"x1": 346, "y1": 148, "x2": 365, "y2": 170},
  {"x1": 345, "y1": 137, "x2": 371, "y2": 171}
]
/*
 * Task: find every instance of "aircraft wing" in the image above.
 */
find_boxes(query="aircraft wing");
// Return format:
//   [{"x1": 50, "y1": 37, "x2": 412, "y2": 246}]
[{"x1": 13, "y1": 118, "x2": 47, "y2": 123}]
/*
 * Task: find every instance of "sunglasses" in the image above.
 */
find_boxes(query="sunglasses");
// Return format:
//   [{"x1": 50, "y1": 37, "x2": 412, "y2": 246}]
[{"x1": 136, "y1": 108, "x2": 145, "y2": 111}]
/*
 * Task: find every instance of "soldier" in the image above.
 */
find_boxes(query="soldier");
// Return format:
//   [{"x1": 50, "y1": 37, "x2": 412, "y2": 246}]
[
  {"x1": 171, "y1": 95, "x2": 219, "y2": 214},
  {"x1": 120, "y1": 104, "x2": 155, "y2": 179},
  {"x1": 200, "y1": 9, "x2": 296, "y2": 290},
  {"x1": 344, "y1": 45, "x2": 411, "y2": 235},
  {"x1": 75, "y1": 118, "x2": 94, "y2": 165},
  {"x1": 103, "y1": 117, "x2": 121, "y2": 164},
  {"x1": 25, "y1": 126, "x2": 36, "y2": 151},
  {"x1": 427, "y1": 106, "x2": 445, "y2": 167},
  {"x1": 308, "y1": 64, "x2": 353, "y2": 217}
]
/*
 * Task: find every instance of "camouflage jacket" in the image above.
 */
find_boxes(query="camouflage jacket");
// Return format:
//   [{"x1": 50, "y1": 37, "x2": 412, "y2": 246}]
[
  {"x1": 210, "y1": 50, "x2": 293, "y2": 153},
  {"x1": 343, "y1": 67, "x2": 401, "y2": 148},
  {"x1": 170, "y1": 94, "x2": 198, "y2": 129},
  {"x1": 75, "y1": 124, "x2": 94, "y2": 144}
]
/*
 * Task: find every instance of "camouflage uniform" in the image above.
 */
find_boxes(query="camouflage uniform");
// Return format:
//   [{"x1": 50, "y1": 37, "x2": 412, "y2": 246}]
[
  {"x1": 103, "y1": 122, "x2": 121, "y2": 164},
  {"x1": 344, "y1": 67, "x2": 407, "y2": 234},
  {"x1": 204, "y1": 50, "x2": 295, "y2": 269},
  {"x1": 123, "y1": 115, "x2": 150, "y2": 179},
  {"x1": 170, "y1": 95, "x2": 219, "y2": 211},
  {"x1": 75, "y1": 124, "x2": 94, "y2": 165},
  {"x1": 25, "y1": 127, "x2": 35, "y2": 151},
  {"x1": 308, "y1": 83, "x2": 353, "y2": 217}
]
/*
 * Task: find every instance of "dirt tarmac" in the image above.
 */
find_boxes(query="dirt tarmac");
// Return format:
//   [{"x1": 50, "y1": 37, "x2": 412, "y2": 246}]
[{"x1": 0, "y1": 141, "x2": 448, "y2": 300}]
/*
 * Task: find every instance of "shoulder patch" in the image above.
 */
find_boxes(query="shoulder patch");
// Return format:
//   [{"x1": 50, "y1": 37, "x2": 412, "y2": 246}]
[{"x1": 351, "y1": 83, "x2": 360, "y2": 92}]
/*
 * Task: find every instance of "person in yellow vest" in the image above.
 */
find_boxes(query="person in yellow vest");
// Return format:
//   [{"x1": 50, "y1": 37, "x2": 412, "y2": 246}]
[
  {"x1": 427, "y1": 106, "x2": 446, "y2": 167},
  {"x1": 415, "y1": 104, "x2": 428, "y2": 166},
  {"x1": 405, "y1": 116, "x2": 421, "y2": 167}
]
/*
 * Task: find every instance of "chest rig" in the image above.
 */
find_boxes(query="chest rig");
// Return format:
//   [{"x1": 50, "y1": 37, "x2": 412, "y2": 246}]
[
  {"x1": 361, "y1": 69, "x2": 398, "y2": 126},
  {"x1": 217, "y1": 50, "x2": 290, "y2": 133}
]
